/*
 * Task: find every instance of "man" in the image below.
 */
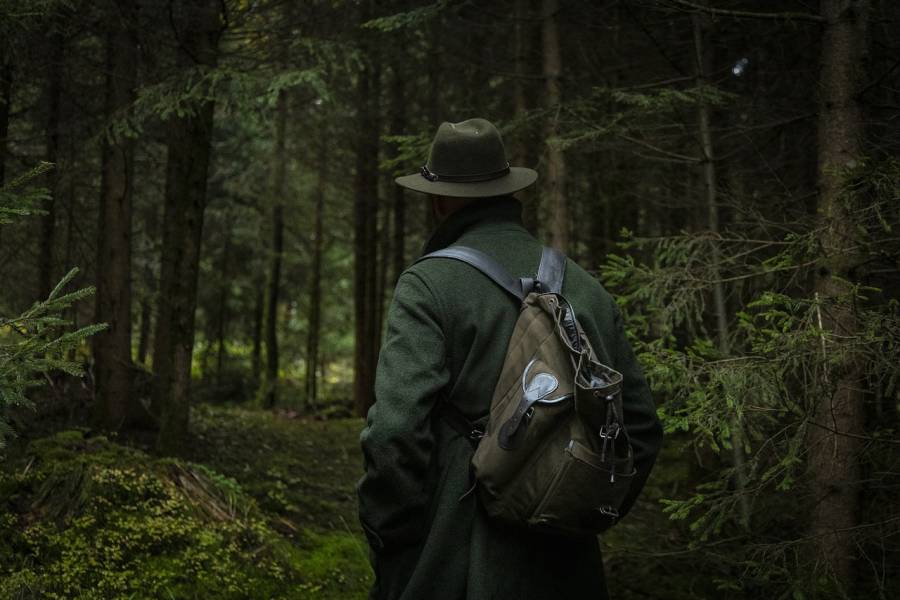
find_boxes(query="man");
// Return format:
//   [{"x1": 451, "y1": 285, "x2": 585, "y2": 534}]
[{"x1": 358, "y1": 118, "x2": 663, "y2": 600}]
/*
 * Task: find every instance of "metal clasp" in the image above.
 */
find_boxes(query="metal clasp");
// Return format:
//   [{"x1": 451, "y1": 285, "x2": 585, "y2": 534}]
[
  {"x1": 599, "y1": 423, "x2": 620, "y2": 440},
  {"x1": 597, "y1": 506, "x2": 620, "y2": 519}
]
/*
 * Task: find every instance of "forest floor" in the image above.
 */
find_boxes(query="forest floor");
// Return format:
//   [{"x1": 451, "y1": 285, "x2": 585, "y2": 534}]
[
  {"x1": 0, "y1": 405, "x2": 373, "y2": 599},
  {"x1": 1, "y1": 404, "x2": 695, "y2": 599}
]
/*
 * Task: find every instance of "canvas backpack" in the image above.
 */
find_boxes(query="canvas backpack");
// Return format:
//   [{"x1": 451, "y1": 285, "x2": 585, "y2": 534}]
[{"x1": 417, "y1": 245, "x2": 636, "y2": 536}]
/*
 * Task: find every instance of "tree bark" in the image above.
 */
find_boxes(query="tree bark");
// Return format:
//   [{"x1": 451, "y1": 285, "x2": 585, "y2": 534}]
[
  {"x1": 808, "y1": 0, "x2": 869, "y2": 586},
  {"x1": 376, "y1": 164, "x2": 390, "y2": 336},
  {"x1": 513, "y1": 0, "x2": 537, "y2": 233},
  {"x1": 352, "y1": 11, "x2": 382, "y2": 418},
  {"x1": 0, "y1": 53, "x2": 10, "y2": 188},
  {"x1": 424, "y1": 25, "x2": 440, "y2": 234},
  {"x1": 692, "y1": 11, "x2": 750, "y2": 529},
  {"x1": 390, "y1": 65, "x2": 406, "y2": 285},
  {"x1": 251, "y1": 282, "x2": 263, "y2": 384},
  {"x1": 261, "y1": 90, "x2": 287, "y2": 408},
  {"x1": 93, "y1": 4, "x2": 139, "y2": 430},
  {"x1": 153, "y1": 0, "x2": 222, "y2": 454},
  {"x1": 38, "y1": 33, "x2": 64, "y2": 300},
  {"x1": 137, "y1": 293, "x2": 151, "y2": 365},
  {"x1": 214, "y1": 224, "x2": 231, "y2": 387},
  {"x1": 541, "y1": 0, "x2": 567, "y2": 252},
  {"x1": 306, "y1": 140, "x2": 325, "y2": 411}
]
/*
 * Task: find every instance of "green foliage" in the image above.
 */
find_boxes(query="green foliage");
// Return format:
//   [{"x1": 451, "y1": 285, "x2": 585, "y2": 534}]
[
  {"x1": 0, "y1": 424, "x2": 372, "y2": 599},
  {"x1": 559, "y1": 84, "x2": 738, "y2": 151},
  {"x1": 0, "y1": 169, "x2": 106, "y2": 451},
  {"x1": 0, "y1": 163, "x2": 52, "y2": 226},
  {"x1": 362, "y1": 1, "x2": 449, "y2": 32},
  {"x1": 379, "y1": 132, "x2": 431, "y2": 176},
  {"x1": 601, "y1": 157, "x2": 900, "y2": 596}
]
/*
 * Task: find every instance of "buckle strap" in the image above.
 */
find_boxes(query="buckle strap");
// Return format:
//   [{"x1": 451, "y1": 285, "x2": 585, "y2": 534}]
[
  {"x1": 416, "y1": 246, "x2": 528, "y2": 302},
  {"x1": 435, "y1": 402, "x2": 485, "y2": 447},
  {"x1": 536, "y1": 247, "x2": 566, "y2": 294}
]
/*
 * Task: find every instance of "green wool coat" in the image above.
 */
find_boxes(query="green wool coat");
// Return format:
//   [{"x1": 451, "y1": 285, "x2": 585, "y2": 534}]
[{"x1": 358, "y1": 197, "x2": 663, "y2": 600}]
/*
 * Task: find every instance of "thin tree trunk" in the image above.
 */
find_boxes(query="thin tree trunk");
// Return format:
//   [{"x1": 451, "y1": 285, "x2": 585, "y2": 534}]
[
  {"x1": 215, "y1": 224, "x2": 231, "y2": 387},
  {"x1": 38, "y1": 33, "x2": 64, "y2": 300},
  {"x1": 262, "y1": 90, "x2": 287, "y2": 408},
  {"x1": 808, "y1": 0, "x2": 869, "y2": 586},
  {"x1": 366, "y1": 63, "x2": 382, "y2": 410},
  {"x1": 541, "y1": 0, "x2": 567, "y2": 252},
  {"x1": 94, "y1": 6, "x2": 138, "y2": 431},
  {"x1": 306, "y1": 141, "x2": 325, "y2": 411},
  {"x1": 62, "y1": 130, "x2": 79, "y2": 363},
  {"x1": 513, "y1": 0, "x2": 537, "y2": 233},
  {"x1": 153, "y1": 0, "x2": 222, "y2": 454},
  {"x1": 353, "y1": 7, "x2": 381, "y2": 417},
  {"x1": 692, "y1": 11, "x2": 750, "y2": 529},
  {"x1": 251, "y1": 282, "x2": 263, "y2": 384},
  {"x1": 390, "y1": 65, "x2": 406, "y2": 285},
  {"x1": 424, "y1": 25, "x2": 440, "y2": 234},
  {"x1": 353, "y1": 59, "x2": 372, "y2": 419},
  {"x1": 137, "y1": 294, "x2": 151, "y2": 365},
  {"x1": 0, "y1": 55, "x2": 11, "y2": 188},
  {"x1": 376, "y1": 167, "x2": 390, "y2": 332}
]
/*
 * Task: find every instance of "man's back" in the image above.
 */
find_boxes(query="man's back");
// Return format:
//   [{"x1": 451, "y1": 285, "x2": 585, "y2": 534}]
[{"x1": 358, "y1": 197, "x2": 662, "y2": 600}]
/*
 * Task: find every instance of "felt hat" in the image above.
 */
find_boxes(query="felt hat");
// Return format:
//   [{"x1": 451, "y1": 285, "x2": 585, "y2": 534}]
[{"x1": 395, "y1": 118, "x2": 538, "y2": 198}]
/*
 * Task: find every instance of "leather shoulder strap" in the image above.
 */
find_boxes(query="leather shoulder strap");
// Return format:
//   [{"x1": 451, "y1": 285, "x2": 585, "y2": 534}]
[
  {"x1": 415, "y1": 246, "x2": 527, "y2": 302},
  {"x1": 536, "y1": 247, "x2": 566, "y2": 293}
]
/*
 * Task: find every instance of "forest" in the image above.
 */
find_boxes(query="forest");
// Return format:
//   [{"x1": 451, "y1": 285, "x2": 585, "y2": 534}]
[{"x1": 0, "y1": 0, "x2": 898, "y2": 598}]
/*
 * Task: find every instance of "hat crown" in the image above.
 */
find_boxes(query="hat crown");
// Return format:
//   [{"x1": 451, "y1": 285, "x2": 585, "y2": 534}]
[{"x1": 426, "y1": 118, "x2": 509, "y2": 177}]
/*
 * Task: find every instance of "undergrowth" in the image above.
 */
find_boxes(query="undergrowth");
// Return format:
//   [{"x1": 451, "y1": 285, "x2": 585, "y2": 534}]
[{"x1": 0, "y1": 410, "x2": 372, "y2": 599}]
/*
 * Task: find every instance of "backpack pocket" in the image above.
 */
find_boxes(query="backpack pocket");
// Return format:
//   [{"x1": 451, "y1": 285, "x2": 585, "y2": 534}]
[{"x1": 528, "y1": 439, "x2": 635, "y2": 534}]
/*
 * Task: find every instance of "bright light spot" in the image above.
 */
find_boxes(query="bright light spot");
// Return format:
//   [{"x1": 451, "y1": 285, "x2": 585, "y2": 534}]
[{"x1": 732, "y1": 57, "x2": 749, "y2": 76}]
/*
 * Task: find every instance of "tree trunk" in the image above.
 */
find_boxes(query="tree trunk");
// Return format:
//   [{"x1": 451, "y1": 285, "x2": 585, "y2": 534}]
[
  {"x1": 153, "y1": 0, "x2": 222, "y2": 454},
  {"x1": 692, "y1": 11, "x2": 750, "y2": 529},
  {"x1": 366, "y1": 63, "x2": 382, "y2": 410},
  {"x1": 215, "y1": 224, "x2": 231, "y2": 387},
  {"x1": 352, "y1": 13, "x2": 381, "y2": 418},
  {"x1": 306, "y1": 140, "x2": 325, "y2": 411},
  {"x1": 261, "y1": 90, "x2": 287, "y2": 408},
  {"x1": 808, "y1": 0, "x2": 869, "y2": 586},
  {"x1": 251, "y1": 282, "x2": 263, "y2": 384},
  {"x1": 513, "y1": 0, "x2": 537, "y2": 233},
  {"x1": 424, "y1": 26, "x2": 440, "y2": 234},
  {"x1": 390, "y1": 65, "x2": 406, "y2": 285},
  {"x1": 541, "y1": 0, "x2": 567, "y2": 252},
  {"x1": 376, "y1": 167, "x2": 391, "y2": 334},
  {"x1": 137, "y1": 294, "x2": 151, "y2": 365},
  {"x1": 93, "y1": 6, "x2": 138, "y2": 430},
  {"x1": 0, "y1": 54, "x2": 10, "y2": 187},
  {"x1": 38, "y1": 33, "x2": 64, "y2": 300}
]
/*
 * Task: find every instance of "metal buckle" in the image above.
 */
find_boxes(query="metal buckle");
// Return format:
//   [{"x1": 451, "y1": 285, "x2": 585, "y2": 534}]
[
  {"x1": 597, "y1": 506, "x2": 620, "y2": 518},
  {"x1": 599, "y1": 423, "x2": 620, "y2": 440},
  {"x1": 469, "y1": 427, "x2": 485, "y2": 441}
]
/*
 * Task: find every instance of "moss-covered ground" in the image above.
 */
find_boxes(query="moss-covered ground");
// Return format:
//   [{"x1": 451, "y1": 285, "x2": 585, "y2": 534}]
[
  {"x1": 0, "y1": 406, "x2": 372, "y2": 600},
  {"x1": 0, "y1": 404, "x2": 714, "y2": 599}
]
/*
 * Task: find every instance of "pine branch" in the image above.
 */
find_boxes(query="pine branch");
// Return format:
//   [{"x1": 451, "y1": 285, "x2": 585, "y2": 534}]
[{"x1": 660, "y1": 0, "x2": 824, "y2": 23}]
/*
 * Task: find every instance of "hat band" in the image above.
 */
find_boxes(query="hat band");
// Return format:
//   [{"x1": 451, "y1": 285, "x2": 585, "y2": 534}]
[{"x1": 420, "y1": 163, "x2": 510, "y2": 183}]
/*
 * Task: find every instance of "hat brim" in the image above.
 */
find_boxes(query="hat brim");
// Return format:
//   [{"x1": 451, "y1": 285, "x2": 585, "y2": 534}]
[{"x1": 395, "y1": 167, "x2": 538, "y2": 198}]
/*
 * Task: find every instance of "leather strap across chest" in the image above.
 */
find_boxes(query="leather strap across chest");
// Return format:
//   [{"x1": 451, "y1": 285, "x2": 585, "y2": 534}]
[{"x1": 416, "y1": 245, "x2": 566, "y2": 302}]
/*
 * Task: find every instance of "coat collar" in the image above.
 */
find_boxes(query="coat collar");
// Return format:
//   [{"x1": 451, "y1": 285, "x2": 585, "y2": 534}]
[{"x1": 421, "y1": 196, "x2": 525, "y2": 255}]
